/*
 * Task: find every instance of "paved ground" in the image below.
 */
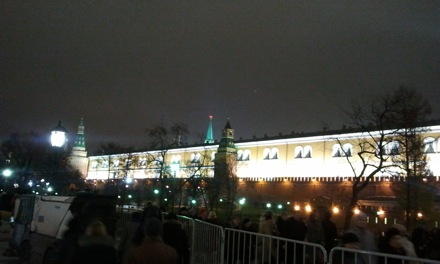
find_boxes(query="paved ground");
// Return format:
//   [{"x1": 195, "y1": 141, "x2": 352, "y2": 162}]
[{"x1": 0, "y1": 221, "x2": 20, "y2": 264}]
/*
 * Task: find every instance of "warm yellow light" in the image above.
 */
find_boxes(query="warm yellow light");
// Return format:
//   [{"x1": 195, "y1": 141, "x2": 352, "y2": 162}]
[
  {"x1": 294, "y1": 205, "x2": 300, "y2": 211},
  {"x1": 305, "y1": 205, "x2": 312, "y2": 212},
  {"x1": 333, "y1": 207, "x2": 339, "y2": 214},
  {"x1": 377, "y1": 209, "x2": 385, "y2": 216},
  {"x1": 354, "y1": 208, "x2": 360, "y2": 214},
  {"x1": 417, "y1": 212, "x2": 423, "y2": 218}
]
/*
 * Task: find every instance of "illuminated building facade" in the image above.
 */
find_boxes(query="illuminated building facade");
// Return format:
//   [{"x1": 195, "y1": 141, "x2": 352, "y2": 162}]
[{"x1": 80, "y1": 119, "x2": 440, "y2": 226}]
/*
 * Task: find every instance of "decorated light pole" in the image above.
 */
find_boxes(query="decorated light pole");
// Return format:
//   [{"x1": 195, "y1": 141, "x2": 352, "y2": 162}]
[{"x1": 50, "y1": 121, "x2": 68, "y2": 194}]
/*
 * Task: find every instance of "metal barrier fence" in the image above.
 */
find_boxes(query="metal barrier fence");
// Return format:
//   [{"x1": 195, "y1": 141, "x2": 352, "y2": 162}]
[
  {"x1": 329, "y1": 247, "x2": 440, "y2": 264},
  {"x1": 160, "y1": 214, "x2": 440, "y2": 264},
  {"x1": 224, "y1": 228, "x2": 328, "y2": 264},
  {"x1": 192, "y1": 220, "x2": 225, "y2": 264}
]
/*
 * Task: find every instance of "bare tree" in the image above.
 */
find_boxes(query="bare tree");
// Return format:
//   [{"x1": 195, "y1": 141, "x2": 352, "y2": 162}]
[
  {"x1": 385, "y1": 87, "x2": 433, "y2": 229},
  {"x1": 339, "y1": 86, "x2": 432, "y2": 230},
  {"x1": 144, "y1": 123, "x2": 189, "y2": 208}
]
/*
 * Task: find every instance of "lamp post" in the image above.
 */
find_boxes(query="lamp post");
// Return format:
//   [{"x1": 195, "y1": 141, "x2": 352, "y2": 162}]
[{"x1": 50, "y1": 121, "x2": 68, "y2": 194}]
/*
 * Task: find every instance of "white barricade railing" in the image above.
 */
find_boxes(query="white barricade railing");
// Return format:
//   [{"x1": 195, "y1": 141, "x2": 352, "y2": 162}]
[
  {"x1": 192, "y1": 220, "x2": 225, "y2": 264},
  {"x1": 329, "y1": 247, "x2": 440, "y2": 264},
  {"x1": 225, "y1": 228, "x2": 328, "y2": 264}
]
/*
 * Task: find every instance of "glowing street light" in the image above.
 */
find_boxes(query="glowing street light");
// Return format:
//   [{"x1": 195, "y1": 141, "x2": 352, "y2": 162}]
[
  {"x1": 2, "y1": 169, "x2": 12, "y2": 177},
  {"x1": 50, "y1": 121, "x2": 68, "y2": 148}
]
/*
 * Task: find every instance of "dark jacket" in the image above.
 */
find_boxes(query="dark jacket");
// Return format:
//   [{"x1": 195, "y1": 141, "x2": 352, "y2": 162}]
[{"x1": 162, "y1": 219, "x2": 190, "y2": 264}]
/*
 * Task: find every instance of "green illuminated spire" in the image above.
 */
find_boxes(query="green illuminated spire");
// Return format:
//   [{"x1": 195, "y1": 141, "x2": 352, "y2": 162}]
[
  {"x1": 205, "y1": 115, "x2": 214, "y2": 144},
  {"x1": 73, "y1": 118, "x2": 86, "y2": 149}
]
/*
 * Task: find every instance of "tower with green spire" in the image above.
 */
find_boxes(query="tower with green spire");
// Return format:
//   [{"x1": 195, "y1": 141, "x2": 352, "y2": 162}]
[
  {"x1": 69, "y1": 118, "x2": 88, "y2": 177},
  {"x1": 205, "y1": 115, "x2": 214, "y2": 144}
]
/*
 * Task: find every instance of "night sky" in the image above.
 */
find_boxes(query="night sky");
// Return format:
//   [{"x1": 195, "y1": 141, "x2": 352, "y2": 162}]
[{"x1": 1, "y1": 1, "x2": 439, "y2": 152}]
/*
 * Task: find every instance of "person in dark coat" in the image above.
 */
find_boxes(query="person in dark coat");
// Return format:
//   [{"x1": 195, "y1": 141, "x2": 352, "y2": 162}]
[
  {"x1": 411, "y1": 221, "x2": 430, "y2": 258},
  {"x1": 239, "y1": 218, "x2": 257, "y2": 263},
  {"x1": 56, "y1": 214, "x2": 84, "y2": 264},
  {"x1": 119, "y1": 211, "x2": 142, "y2": 263},
  {"x1": 322, "y1": 210, "x2": 338, "y2": 252},
  {"x1": 162, "y1": 212, "x2": 190, "y2": 264},
  {"x1": 291, "y1": 211, "x2": 308, "y2": 264},
  {"x1": 276, "y1": 212, "x2": 292, "y2": 262}
]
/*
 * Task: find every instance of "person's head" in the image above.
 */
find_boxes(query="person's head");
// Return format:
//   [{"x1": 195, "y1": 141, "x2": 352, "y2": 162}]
[
  {"x1": 391, "y1": 224, "x2": 408, "y2": 237},
  {"x1": 145, "y1": 218, "x2": 163, "y2": 239},
  {"x1": 292, "y1": 211, "x2": 302, "y2": 221},
  {"x1": 341, "y1": 232, "x2": 361, "y2": 249},
  {"x1": 179, "y1": 207, "x2": 189, "y2": 216},
  {"x1": 280, "y1": 212, "x2": 289, "y2": 220},
  {"x1": 263, "y1": 211, "x2": 273, "y2": 220},
  {"x1": 385, "y1": 227, "x2": 404, "y2": 248},
  {"x1": 85, "y1": 220, "x2": 107, "y2": 236},
  {"x1": 353, "y1": 212, "x2": 368, "y2": 228},
  {"x1": 309, "y1": 210, "x2": 320, "y2": 221},
  {"x1": 208, "y1": 211, "x2": 217, "y2": 220},
  {"x1": 231, "y1": 215, "x2": 240, "y2": 225},
  {"x1": 242, "y1": 218, "x2": 252, "y2": 229},
  {"x1": 323, "y1": 210, "x2": 332, "y2": 220}
]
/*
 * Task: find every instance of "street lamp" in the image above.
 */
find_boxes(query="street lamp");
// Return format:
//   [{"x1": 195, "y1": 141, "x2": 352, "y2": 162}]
[
  {"x1": 51, "y1": 121, "x2": 68, "y2": 148},
  {"x1": 50, "y1": 121, "x2": 68, "y2": 194}
]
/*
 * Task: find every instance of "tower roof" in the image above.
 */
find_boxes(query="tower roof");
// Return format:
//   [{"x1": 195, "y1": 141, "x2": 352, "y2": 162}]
[
  {"x1": 204, "y1": 115, "x2": 214, "y2": 144},
  {"x1": 224, "y1": 119, "x2": 232, "y2": 129}
]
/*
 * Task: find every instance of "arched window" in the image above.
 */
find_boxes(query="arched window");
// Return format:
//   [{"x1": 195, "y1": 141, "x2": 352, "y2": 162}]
[
  {"x1": 171, "y1": 155, "x2": 181, "y2": 163},
  {"x1": 332, "y1": 144, "x2": 342, "y2": 157},
  {"x1": 304, "y1": 145, "x2": 312, "y2": 158},
  {"x1": 271, "y1": 148, "x2": 279, "y2": 159},
  {"x1": 263, "y1": 148, "x2": 271, "y2": 160},
  {"x1": 295, "y1": 146, "x2": 303, "y2": 158},
  {"x1": 155, "y1": 156, "x2": 163, "y2": 165},
  {"x1": 424, "y1": 137, "x2": 436, "y2": 153},
  {"x1": 138, "y1": 158, "x2": 146, "y2": 167},
  {"x1": 190, "y1": 153, "x2": 201, "y2": 163},
  {"x1": 342, "y1": 143, "x2": 352, "y2": 157},
  {"x1": 386, "y1": 141, "x2": 400, "y2": 155},
  {"x1": 237, "y1": 150, "x2": 244, "y2": 161},
  {"x1": 243, "y1": 149, "x2": 251, "y2": 161}
]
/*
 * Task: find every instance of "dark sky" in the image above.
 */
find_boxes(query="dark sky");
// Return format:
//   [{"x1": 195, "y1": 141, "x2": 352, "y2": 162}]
[{"x1": 1, "y1": 1, "x2": 439, "y2": 152}]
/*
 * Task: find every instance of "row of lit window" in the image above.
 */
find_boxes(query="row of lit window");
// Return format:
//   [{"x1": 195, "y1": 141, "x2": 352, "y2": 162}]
[{"x1": 91, "y1": 138, "x2": 439, "y2": 169}]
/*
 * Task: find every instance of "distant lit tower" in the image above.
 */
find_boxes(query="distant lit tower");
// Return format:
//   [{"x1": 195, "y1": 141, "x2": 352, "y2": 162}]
[
  {"x1": 205, "y1": 115, "x2": 215, "y2": 144},
  {"x1": 214, "y1": 119, "x2": 238, "y2": 218},
  {"x1": 69, "y1": 118, "x2": 88, "y2": 177}
]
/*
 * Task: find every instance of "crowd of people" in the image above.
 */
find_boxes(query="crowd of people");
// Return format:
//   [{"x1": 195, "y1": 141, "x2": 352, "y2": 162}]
[{"x1": 55, "y1": 203, "x2": 440, "y2": 264}]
